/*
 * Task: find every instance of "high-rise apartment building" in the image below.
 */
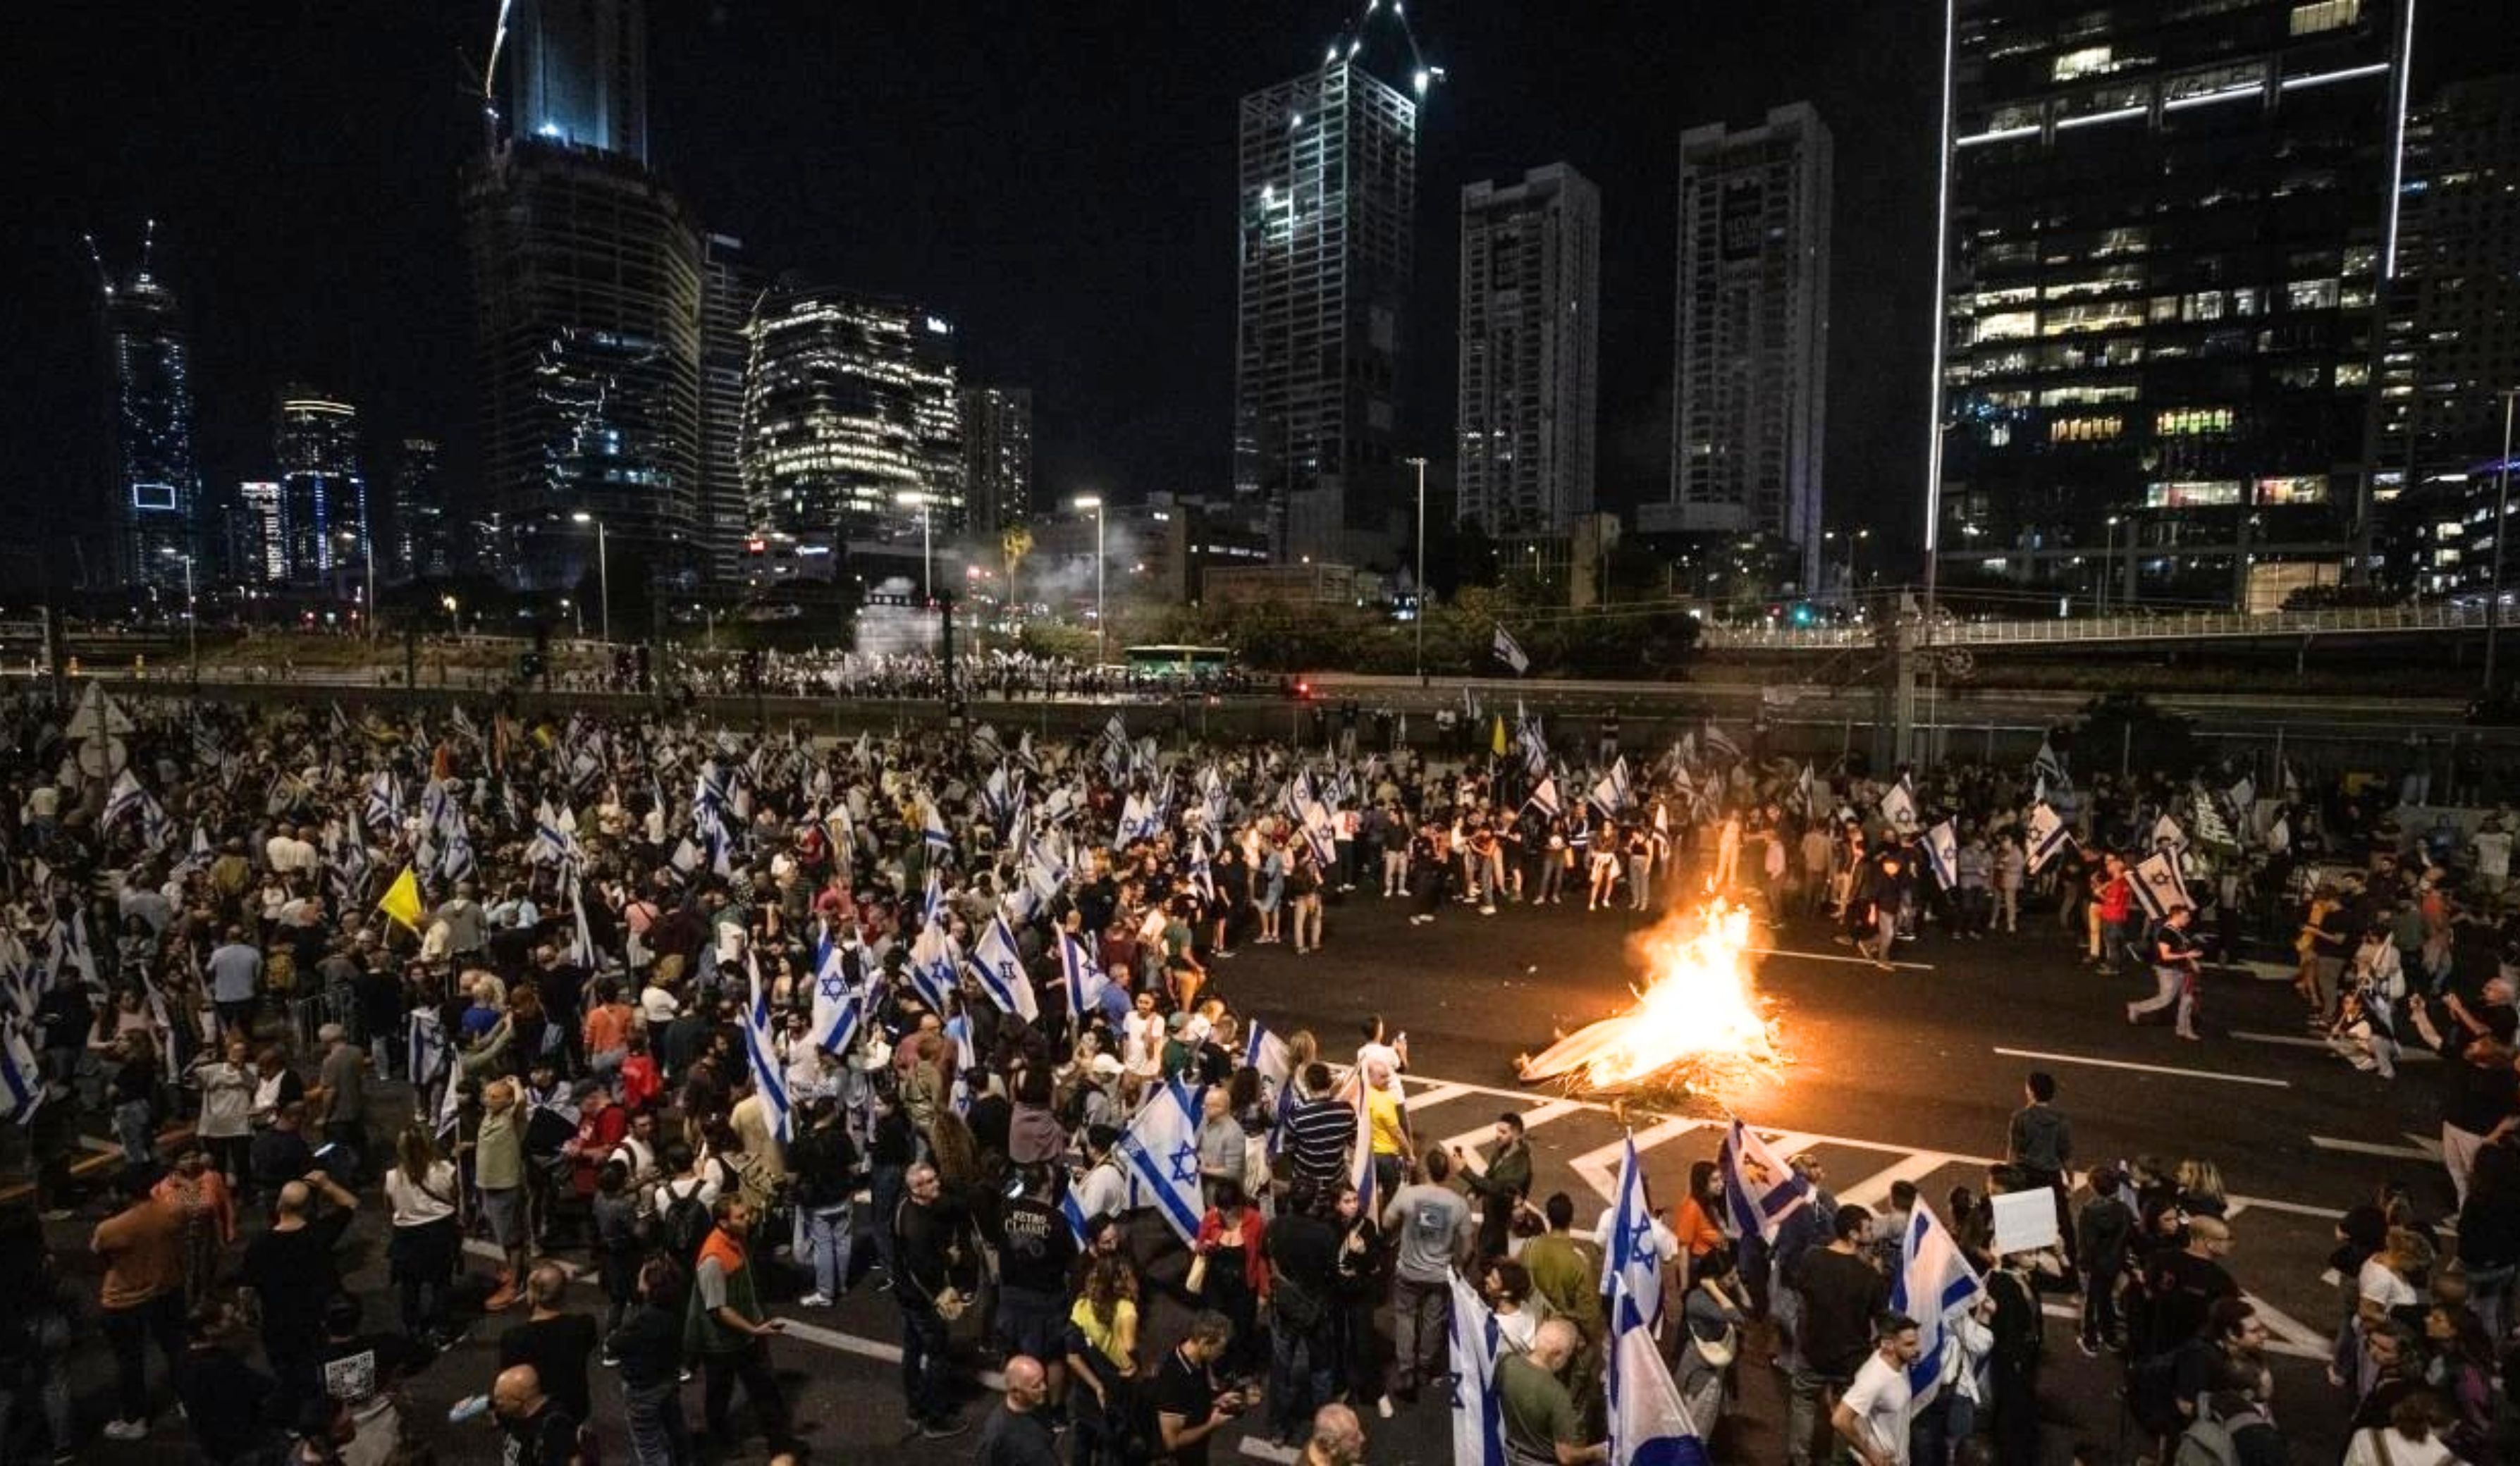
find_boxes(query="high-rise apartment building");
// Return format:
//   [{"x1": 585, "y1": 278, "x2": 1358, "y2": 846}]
[
  {"x1": 1645, "y1": 105, "x2": 1832, "y2": 592},
  {"x1": 91, "y1": 230, "x2": 197, "y2": 590},
  {"x1": 274, "y1": 386, "x2": 367, "y2": 586},
  {"x1": 1456, "y1": 164, "x2": 1600, "y2": 538},
  {"x1": 1936, "y1": 0, "x2": 2414, "y2": 607},
  {"x1": 960, "y1": 386, "x2": 1034, "y2": 538},
  {"x1": 2378, "y1": 74, "x2": 2520, "y2": 595},
  {"x1": 1234, "y1": 59, "x2": 1418, "y2": 562},
  {"x1": 502, "y1": 0, "x2": 648, "y2": 162},
  {"x1": 698, "y1": 234, "x2": 768, "y2": 584},
  {"x1": 391, "y1": 436, "x2": 450, "y2": 581},
  {"x1": 740, "y1": 285, "x2": 963, "y2": 546},
  {"x1": 469, "y1": 0, "x2": 701, "y2": 591},
  {"x1": 234, "y1": 481, "x2": 286, "y2": 584}
]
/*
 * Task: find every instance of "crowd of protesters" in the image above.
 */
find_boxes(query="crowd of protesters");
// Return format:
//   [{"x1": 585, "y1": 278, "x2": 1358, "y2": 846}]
[{"x1": 0, "y1": 682, "x2": 2515, "y2": 1466}]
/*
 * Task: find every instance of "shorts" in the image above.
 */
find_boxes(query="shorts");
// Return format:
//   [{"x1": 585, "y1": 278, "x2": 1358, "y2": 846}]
[
  {"x1": 479, "y1": 1185, "x2": 527, "y2": 1249},
  {"x1": 997, "y1": 1285, "x2": 1067, "y2": 1359}
]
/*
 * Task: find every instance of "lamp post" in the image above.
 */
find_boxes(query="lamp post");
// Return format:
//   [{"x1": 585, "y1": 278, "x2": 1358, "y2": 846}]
[
  {"x1": 2101, "y1": 516, "x2": 2120, "y2": 615},
  {"x1": 161, "y1": 548, "x2": 196, "y2": 688},
  {"x1": 895, "y1": 491, "x2": 934, "y2": 603},
  {"x1": 1404, "y1": 456, "x2": 1427, "y2": 683},
  {"x1": 2486, "y1": 387, "x2": 2519, "y2": 694},
  {"x1": 441, "y1": 593, "x2": 460, "y2": 636},
  {"x1": 570, "y1": 511, "x2": 610, "y2": 643},
  {"x1": 1074, "y1": 495, "x2": 1106, "y2": 668}
]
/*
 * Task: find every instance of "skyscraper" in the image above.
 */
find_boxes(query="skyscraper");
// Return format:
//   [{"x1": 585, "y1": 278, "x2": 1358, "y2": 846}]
[
  {"x1": 740, "y1": 285, "x2": 963, "y2": 546},
  {"x1": 699, "y1": 233, "x2": 768, "y2": 584},
  {"x1": 1936, "y1": 0, "x2": 2414, "y2": 607},
  {"x1": 501, "y1": 0, "x2": 648, "y2": 162},
  {"x1": 233, "y1": 481, "x2": 285, "y2": 584},
  {"x1": 1234, "y1": 58, "x2": 1418, "y2": 562},
  {"x1": 90, "y1": 226, "x2": 197, "y2": 590},
  {"x1": 469, "y1": 0, "x2": 701, "y2": 591},
  {"x1": 960, "y1": 386, "x2": 1033, "y2": 539},
  {"x1": 2377, "y1": 75, "x2": 2520, "y2": 595},
  {"x1": 1647, "y1": 105, "x2": 1832, "y2": 593},
  {"x1": 1456, "y1": 164, "x2": 1600, "y2": 538},
  {"x1": 391, "y1": 436, "x2": 450, "y2": 581},
  {"x1": 273, "y1": 386, "x2": 367, "y2": 587}
]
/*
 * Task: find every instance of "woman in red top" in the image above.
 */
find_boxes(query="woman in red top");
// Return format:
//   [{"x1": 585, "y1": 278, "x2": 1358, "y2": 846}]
[
  {"x1": 2092, "y1": 854, "x2": 2135, "y2": 974},
  {"x1": 1673, "y1": 1160, "x2": 1726, "y2": 1264},
  {"x1": 1193, "y1": 1178, "x2": 1270, "y2": 1379}
]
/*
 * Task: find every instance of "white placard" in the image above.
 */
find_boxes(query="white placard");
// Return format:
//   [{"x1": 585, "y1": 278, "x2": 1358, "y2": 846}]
[{"x1": 1990, "y1": 1188, "x2": 2060, "y2": 1257}]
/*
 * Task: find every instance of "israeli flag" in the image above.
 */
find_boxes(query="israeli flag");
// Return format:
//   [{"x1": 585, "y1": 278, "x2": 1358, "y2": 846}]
[
  {"x1": 1528, "y1": 775, "x2": 1564, "y2": 821},
  {"x1": 1, "y1": 1023, "x2": 47, "y2": 1126},
  {"x1": 2032, "y1": 735, "x2": 2070, "y2": 791},
  {"x1": 1116, "y1": 1080, "x2": 1207, "y2": 1245},
  {"x1": 1243, "y1": 1020, "x2": 1292, "y2": 1091},
  {"x1": 1716, "y1": 1119, "x2": 1811, "y2": 1243},
  {"x1": 1878, "y1": 778, "x2": 1918, "y2": 832},
  {"x1": 406, "y1": 1006, "x2": 450, "y2": 1092},
  {"x1": 2130, "y1": 849, "x2": 2191, "y2": 923},
  {"x1": 1350, "y1": 1087, "x2": 1379, "y2": 1215},
  {"x1": 971, "y1": 915, "x2": 1038, "y2": 1021},
  {"x1": 810, "y1": 941, "x2": 863, "y2": 1054},
  {"x1": 1888, "y1": 1202, "x2": 1984, "y2": 1408},
  {"x1": 1062, "y1": 1188, "x2": 1093, "y2": 1247},
  {"x1": 1702, "y1": 721, "x2": 1741, "y2": 765},
  {"x1": 906, "y1": 921, "x2": 957, "y2": 1013},
  {"x1": 1059, "y1": 930, "x2": 1111, "y2": 1021},
  {"x1": 742, "y1": 954, "x2": 792, "y2": 1143},
  {"x1": 1298, "y1": 799, "x2": 1339, "y2": 867},
  {"x1": 565, "y1": 875, "x2": 598, "y2": 969},
  {"x1": 1449, "y1": 1267, "x2": 1508, "y2": 1466},
  {"x1": 364, "y1": 770, "x2": 403, "y2": 832},
  {"x1": 1591, "y1": 756, "x2": 1632, "y2": 815},
  {"x1": 104, "y1": 769, "x2": 149, "y2": 830},
  {"x1": 1602, "y1": 1133, "x2": 1665, "y2": 1336},
  {"x1": 1922, "y1": 819, "x2": 1960, "y2": 890},
  {"x1": 2151, "y1": 811, "x2": 2187, "y2": 853},
  {"x1": 1606, "y1": 1315, "x2": 1713, "y2": 1466},
  {"x1": 1492, "y1": 624, "x2": 1530, "y2": 675},
  {"x1": 922, "y1": 798, "x2": 954, "y2": 852},
  {"x1": 2025, "y1": 801, "x2": 2072, "y2": 874}
]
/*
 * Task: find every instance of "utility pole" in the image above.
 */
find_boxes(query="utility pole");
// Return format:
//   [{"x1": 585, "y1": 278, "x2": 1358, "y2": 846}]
[{"x1": 2487, "y1": 388, "x2": 2519, "y2": 695}]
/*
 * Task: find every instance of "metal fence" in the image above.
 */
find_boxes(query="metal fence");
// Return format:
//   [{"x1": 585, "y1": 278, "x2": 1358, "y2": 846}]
[{"x1": 1700, "y1": 600, "x2": 2496, "y2": 652}]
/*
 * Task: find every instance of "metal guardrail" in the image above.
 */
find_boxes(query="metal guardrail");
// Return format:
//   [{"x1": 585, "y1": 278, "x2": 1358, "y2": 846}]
[{"x1": 1700, "y1": 602, "x2": 2495, "y2": 651}]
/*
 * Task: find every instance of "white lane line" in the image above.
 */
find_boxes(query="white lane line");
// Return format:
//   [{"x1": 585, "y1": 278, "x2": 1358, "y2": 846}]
[
  {"x1": 1447, "y1": 1099, "x2": 1586, "y2": 1176},
  {"x1": 1836, "y1": 1152, "x2": 1963, "y2": 1211},
  {"x1": 1240, "y1": 1440, "x2": 1301, "y2": 1464},
  {"x1": 1750, "y1": 946, "x2": 1937, "y2": 972},
  {"x1": 2311, "y1": 1135, "x2": 2436, "y2": 1162},
  {"x1": 1399, "y1": 1082, "x2": 1481, "y2": 1114},
  {"x1": 2220, "y1": 1195, "x2": 2344, "y2": 1221},
  {"x1": 2035, "y1": 1300, "x2": 2323, "y2": 1361},
  {"x1": 1569, "y1": 1116, "x2": 1709, "y2": 1202},
  {"x1": 2231, "y1": 1030, "x2": 2435, "y2": 1064},
  {"x1": 1990, "y1": 1047, "x2": 2290, "y2": 1088}
]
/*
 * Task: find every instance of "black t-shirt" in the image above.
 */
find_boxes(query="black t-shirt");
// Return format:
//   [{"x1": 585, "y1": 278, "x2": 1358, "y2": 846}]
[
  {"x1": 1150, "y1": 1348, "x2": 1224, "y2": 1466},
  {"x1": 2143, "y1": 1250, "x2": 2237, "y2": 1354},
  {"x1": 1795, "y1": 1247, "x2": 1890, "y2": 1379},
  {"x1": 241, "y1": 1210, "x2": 355, "y2": 1350},
  {"x1": 499, "y1": 1312, "x2": 601, "y2": 1425},
  {"x1": 176, "y1": 1345, "x2": 280, "y2": 1462},
  {"x1": 321, "y1": 1330, "x2": 423, "y2": 1408},
  {"x1": 498, "y1": 1400, "x2": 582, "y2": 1466},
  {"x1": 994, "y1": 1195, "x2": 1078, "y2": 1295},
  {"x1": 1267, "y1": 1210, "x2": 1340, "y2": 1295}
]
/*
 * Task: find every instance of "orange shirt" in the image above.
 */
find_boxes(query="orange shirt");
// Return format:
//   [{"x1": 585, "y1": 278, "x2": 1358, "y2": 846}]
[
  {"x1": 584, "y1": 1002, "x2": 634, "y2": 1057},
  {"x1": 93, "y1": 1198, "x2": 187, "y2": 1310},
  {"x1": 1675, "y1": 1196, "x2": 1724, "y2": 1259}
]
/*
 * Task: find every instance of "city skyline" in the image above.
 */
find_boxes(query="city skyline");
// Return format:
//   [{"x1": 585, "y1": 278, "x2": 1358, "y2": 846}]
[{"x1": 6, "y1": 2, "x2": 2509, "y2": 591}]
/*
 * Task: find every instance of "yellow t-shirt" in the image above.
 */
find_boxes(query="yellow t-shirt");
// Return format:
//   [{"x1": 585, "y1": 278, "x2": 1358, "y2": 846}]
[
  {"x1": 1070, "y1": 1295, "x2": 1137, "y2": 1367},
  {"x1": 1367, "y1": 1088, "x2": 1406, "y2": 1158}
]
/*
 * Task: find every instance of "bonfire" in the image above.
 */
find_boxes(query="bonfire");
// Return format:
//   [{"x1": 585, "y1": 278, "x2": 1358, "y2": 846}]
[{"x1": 1516, "y1": 901, "x2": 1785, "y2": 1100}]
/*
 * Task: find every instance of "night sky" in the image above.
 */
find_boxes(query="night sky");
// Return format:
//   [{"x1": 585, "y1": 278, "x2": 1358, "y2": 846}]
[{"x1": 2, "y1": 1, "x2": 2499, "y2": 567}]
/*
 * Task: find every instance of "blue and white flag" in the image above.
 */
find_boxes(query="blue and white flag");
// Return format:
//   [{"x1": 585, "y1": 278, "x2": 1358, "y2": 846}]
[
  {"x1": 1715, "y1": 1119, "x2": 1812, "y2": 1243},
  {"x1": 2032, "y1": 735, "x2": 2070, "y2": 792},
  {"x1": 1243, "y1": 1020, "x2": 1292, "y2": 1090},
  {"x1": 2025, "y1": 801, "x2": 2072, "y2": 874},
  {"x1": 906, "y1": 921, "x2": 957, "y2": 1014},
  {"x1": 922, "y1": 798, "x2": 954, "y2": 852},
  {"x1": 1115, "y1": 1079, "x2": 1207, "y2": 1245},
  {"x1": 1350, "y1": 1087, "x2": 1379, "y2": 1216},
  {"x1": 1449, "y1": 1267, "x2": 1508, "y2": 1466},
  {"x1": 1492, "y1": 624, "x2": 1530, "y2": 675},
  {"x1": 1059, "y1": 931, "x2": 1112, "y2": 1021},
  {"x1": 1, "y1": 1023, "x2": 47, "y2": 1126},
  {"x1": 1607, "y1": 1316, "x2": 1712, "y2": 1466},
  {"x1": 1702, "y1": 721, "x2": 1742, "y2": 765},
  {"x1": 565, "y1": 874, "x2": 598, "y2": 969},
  {"x1": 1591, "y1": 756, "x2": 1633, "y2": 815},
  {"x1": 1062, "y1": 1188, "x2": 1093, "y2": 1247},
  {"x1": 2130, "y1": 849, "x2": 2190, "y2": 923},
  {"x1": 810, "y1": 940, "x2": 864, "y2": 1055},
  {"x1": 1878, "y1": 778, "x2": 1919, "y2": 832},
  {"x1": 1888, "y1": 1202, "x2": 1984, "y2": 1408},
  {"x1": 1528, "y1": 776, "x2": 1564, "y2": 822},
  {"x1": 405, "y1": 1006, "x2": 450, "y2": 1092},
  {"x1": 364, "y1": 770, "x2": 403, "y2": 833},
  {"x1": 742, "y1": 953, "x2": 792, "y2": 1143},
  {"x1": 1922, "y1": 819, "x2": 1959, "y2": 891},
  {"x1": 970, "y1": 915, "x2": 1038, "y2": 1021},
  {"x1": 1603, "y1": 1133, "x2": 1665, "y2": 1336}
]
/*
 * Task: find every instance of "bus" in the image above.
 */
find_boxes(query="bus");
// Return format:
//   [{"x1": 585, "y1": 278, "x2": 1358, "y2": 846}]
[{"x1": 1123, "y1": 644, "x2": 1233, "y2": 681}]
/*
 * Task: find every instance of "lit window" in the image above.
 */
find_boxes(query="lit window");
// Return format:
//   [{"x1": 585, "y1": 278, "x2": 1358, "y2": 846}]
[
  {"x1": 2049, "y1": 416, "x2": 2124, "y2": 443},
  {"x1": 2145, "y1": 480, "x2": 2244, "y2": 508},
  {"x1": 2184, "y1": 291, "x2": 2225, "y2": 322},
  {"x1": 2155, "y1": 407, "x2": 2236, "y2": 437},
  {"x1": 2053, "y1": 46, "x2": 2115, "y2": 81},
  {"x1": 2289, "y1": 0, "x2": 2363, "y2": 37},
  {"x1": 2287, "y1": 278, "x2": 2341, "y2": 311},
  {"x1": 2256, "y1": 476, "x2": 2328, "y2": 505},
  {"x1": 2335, "y1": 362, "x2": 2371, "y2": 388},
  {"x1": 1977, "y1": 312, "x2": 2039, "y2": 343}
]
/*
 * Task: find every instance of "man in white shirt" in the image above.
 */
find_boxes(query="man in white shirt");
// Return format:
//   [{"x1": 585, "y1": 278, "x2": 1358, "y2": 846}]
[
  {"x1": 1833, "y1": 1312, "x2": 1924, "y2": 1466},
  {"x1": 266, "y1": 823, "x2": 319, "y2": 876}
]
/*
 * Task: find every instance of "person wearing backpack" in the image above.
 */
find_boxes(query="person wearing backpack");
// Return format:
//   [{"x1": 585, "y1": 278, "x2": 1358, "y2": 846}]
[{"x1": 652, "y1": 1144, "x2": 719, "y2": 1267}]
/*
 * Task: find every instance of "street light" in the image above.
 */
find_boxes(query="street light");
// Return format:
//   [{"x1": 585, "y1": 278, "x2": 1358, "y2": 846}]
[
  {"x1": 160, "y1": 547, "x2": 195, "y2": 687},
  {"x1": 569, "y1": 511, "x2": 610, "y2": 643},
  {"x1": 2485, "y1": 387, "x2": 2519, "y2": 695},
  {"x1": 2101, "y1": 515, "x2": 2122, "y2": 615},
  {"x1": 1404, "y1": 456, "x2": 1427, "y2": 682},
  {"x1": 895, "y1": 491, "x2": 933, "y2": 603},
  {"x1": 1074, "y1": 494, "x2": 1106, "y2": 668},
  {"x1": 441, "y1": 593, "x2": 460, "y2": 636},
  {"x1": 560, "y1": 596, "x2": 582, "y2": 639}
]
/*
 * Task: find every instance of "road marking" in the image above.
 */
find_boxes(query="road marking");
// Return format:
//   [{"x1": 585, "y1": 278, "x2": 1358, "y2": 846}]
[
  {"x1": 2230, "y1": 1030, "x2": 2435, "y2": 1064},
  {"x1": 2311, "y1": 1134, "x2": 2438, "y2": 1162},
  {"x1": 2035, "y1": 1300, "x2": 2323, "y2": 1361},
  {"x1": 1399, "y1": 1082, "x2": 1481, "y2": 1115},
  {"x1": 1570, "y1": 1116, "x2": 1709, "y2": 1202},
  {"x1": 1750, "y1": 946, "x2": 1937, "y2": 972},
  {"x1": 1446, "y1": 1098, "x2": 1585, "y2": 1176},
  {"x1": 1990, "y1": 1047, "x2": 2291, "y2": 1088},
  {"x1": 1836, "y1": 1152, "x2": 1963, "y2": 1210},
  {"x1": 1240, "y1": 1440, "x2": 1301, "y2": 1464}
]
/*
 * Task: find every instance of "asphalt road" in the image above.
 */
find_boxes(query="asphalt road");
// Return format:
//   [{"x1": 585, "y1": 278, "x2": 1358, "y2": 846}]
[{"x1": 48, "y1": 876, "x2": 2420, "y2": 1465}]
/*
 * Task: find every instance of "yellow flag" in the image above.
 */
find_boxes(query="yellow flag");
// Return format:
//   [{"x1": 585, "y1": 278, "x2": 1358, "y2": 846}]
[
  {"x1": 1492, "y1": 714, "x2": 1509, "y2": 757},
  {"x1": 378, "y1": 866, "x2": 425, "y2": 932}
]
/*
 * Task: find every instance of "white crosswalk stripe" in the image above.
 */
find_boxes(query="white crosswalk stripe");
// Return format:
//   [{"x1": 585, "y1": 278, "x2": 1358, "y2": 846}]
[
  {"x1": 1835, "y1": 1150, "x2": 1964, "y2": 1210},
  {"x1": 1568, "y1": 1116, "x2": 1708, "y2": 1202}
]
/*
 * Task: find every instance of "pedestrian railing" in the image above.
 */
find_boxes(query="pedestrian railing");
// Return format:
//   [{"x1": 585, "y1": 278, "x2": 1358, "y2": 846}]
[{"x1": 1699, "y1": 601, "x2": 2494, "y2": 651}]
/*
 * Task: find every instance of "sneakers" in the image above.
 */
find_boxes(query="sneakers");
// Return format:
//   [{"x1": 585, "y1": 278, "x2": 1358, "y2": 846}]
[
  {"x1": 797, "y1": 1293, "x2": 834, "y2": 1309},
  {"x1": 1376, "y1": 1396, "x2": 1396, "y2": 1419},
  {"x1": 1479, "y1": 905, "x2": 1496, "y2": 916},
  {"x1": 2077, "y1": 1336, "x2": 2100, "y2": 1357},
  {"x1": 104, "y1": 1419, "x2": 149, "y2": 1441},
  {"x1": 921, "y1": 1415, "x2": 971, "y2": 1440},
  {"x1": 601, "y1": 1352, "x2": 622, "y2": 1368}
]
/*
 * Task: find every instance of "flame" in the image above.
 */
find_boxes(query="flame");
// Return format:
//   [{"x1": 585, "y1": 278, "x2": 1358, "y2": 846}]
[{"x1": 1518, "y1": 901, "x2": 1778, "y2": 1092}]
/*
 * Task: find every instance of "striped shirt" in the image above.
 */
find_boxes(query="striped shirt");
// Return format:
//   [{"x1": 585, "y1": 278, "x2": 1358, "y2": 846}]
[{"x1": 1282, "y1": 1097, "x2": 1354, "y2": 1185}]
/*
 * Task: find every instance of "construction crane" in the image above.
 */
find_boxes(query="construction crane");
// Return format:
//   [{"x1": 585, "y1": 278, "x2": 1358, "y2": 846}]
[{"x1": 1322, "y1": 0, "x2": 1445, "y2": 97}]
